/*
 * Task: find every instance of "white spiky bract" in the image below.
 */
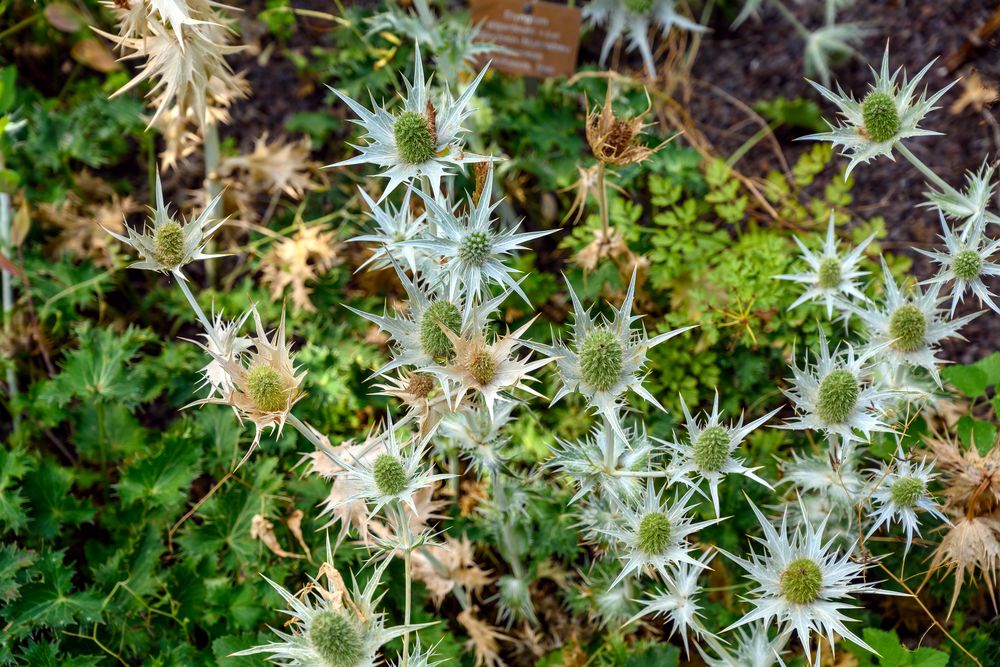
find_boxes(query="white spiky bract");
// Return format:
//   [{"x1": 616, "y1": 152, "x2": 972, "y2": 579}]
[
  {"x1": 923, "y1": 161, "x2": 1000, "y2": 232},
  {"x1": 865, "y1": 449, "x2": 949, "y2": 554},
  {"x1": 856, "y1": 260, "x2": 977, "y2": 385},
  {"x1": 775, "y1": 213, "x2": 874, "y2": 317},
  {"x1": 722, "y1": 501, "x2": 894, "y2": 662},
  {"x1": 604, "y1": 479, "x2": 720, "y2": 588},
  {"x1": 104, "y1": 172, "x2": 226, "y2": 278},
  {"x1": 661, "y1": 391, "x2": 780, "y2": 516},
  {"x1": 779, "y1": 331, "x2": 895, "y2": 445},
  {"x1": 917, "y1": 212, "x2": 1000, "y2": 316},
  {"x1": 327, "y1": 44, "x2": 491, "y2": 201},
  {"x1": 405, "y1": 175, "x2": 555, "y2": 315},
  {"x1": 698, "y1": 620, "x2": 789, "y2": 667},
  {"x1": 531, "y1": 271, "x2": 695, "y2": 439},
  {"x1": 582, "y1": 0, "x2": 704, "y2": 77},
  {"x1": 351, "y1": 187, "x2": 430, "y2": 276},
  {"x1": 802, "y1": 45, "x2": 956, "y2": 177},
  {"x1": 194, "y1": 307, "x2": 252, "y2": 397}
]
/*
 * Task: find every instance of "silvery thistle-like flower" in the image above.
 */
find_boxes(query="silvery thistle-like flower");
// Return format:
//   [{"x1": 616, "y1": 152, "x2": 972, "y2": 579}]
[
  {"x1": 780, "y1": 331, "x2": 894, "y2": 446},
  {"x1": 698, "y1": 621, "x2": 789, "y2": 667},
  {"x1": 865, "y1": 449, "x2": 949, "y2": 554},
  {"x1": 372, "y1": 371, "x2": 453, "y2": 436},
  {"x1": 662, "y1": 392, "x2": 780, "y2": 517},
  {"x1": 775, "y1": 213, "x2": 874, "y2": 317},
  {"x1": 857, "y1": 260, "x2": 978, "y2": 385},
  {"x1": 325, "y1": 414, "x2": 451, "y2": 519},
  {"x1": 328, "y1": 43, "x2": 491, "y2": 201},
  {"x1": 626, "y1": 550, "x2": 716, "y2": 656},
  {"x1": 423, "y1": 317, "x2": 556, "y2": 418},
  {"x1": 583, "y1": 0, "x2": 704, "y2": 78},
  {"x1": 547, "y1": 416, "x2": 656, "y2": 504},
  {"x1": 604, "y1": 479, "x2": 720, "y2": 588},
  {"x1": 193, "y1": 306, "x2": 251, "y2": 397},
  {"x1": 802, "y1": 46, "x2": 955, "y2": 177},
  {"x1": 438, "y1": 400, "x2": 516, "y2": 479},
  {"x1": 533, "y1": 272, "x2": 695, "y2": 439},
  {"x1": 189, "y1": 306, "x2": 306, "y2": 467},
  {"x1": 406, "y1": 176, "x2": 555, "y2": 316},
  {"x1": 493, "y1": 573, "x2": 538, "y2": 626},
  {"x1": 722, "y1": 501, "x2": 893, "y2": 662},
  {"x1": 803, "y1": 23, "x2": 871, "y2": 88},
  {"x1": 231, "y1": 560, "x2": 423, "y2": 667},
  {"x1": 105, "y1": 173, "x2": 226, "y2": 278},
  {"x1": 917, "y1": 212, "x2": 1000, "y2": 315},
  {"x1": 923, "y1": 161, "x2": 1000, "y2": 234},
  {"x1": 345, "y1": 259, "x2": 510, "y2": 376},
  {"x1": 351, "y1": 187, "x2": 430, "y2": 276},
  {"x1": 781, "y1": 450, "x2": 863, "y2": 510}
]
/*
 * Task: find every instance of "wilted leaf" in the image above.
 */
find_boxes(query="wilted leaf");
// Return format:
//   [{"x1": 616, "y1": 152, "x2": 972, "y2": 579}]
[
  {"x1": 71, "y1": 39, "x2": 120, "y2": 73},
  {"x1": 44, "y1": 3, "x2": 84, "y2": 32}
]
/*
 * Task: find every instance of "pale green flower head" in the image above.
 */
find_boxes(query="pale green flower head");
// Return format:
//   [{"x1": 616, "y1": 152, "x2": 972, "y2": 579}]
[
  {"x1": 917, "y1": 211, "x2": 1000, "y2": 316},
  {"x1": 802, "y1": 45, "x2": 956, "y2": 177},
  {"x1": 104, "y1": 172, "x2": 226, "y2": 278},
  {"x1": 865, "y1": 447, "x2": 949, "y2": 555}
]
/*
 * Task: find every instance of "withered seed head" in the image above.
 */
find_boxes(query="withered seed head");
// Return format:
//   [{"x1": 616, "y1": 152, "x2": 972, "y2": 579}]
[{"x1": 586, "y1": 83, "x2": 666, "y2": 167}]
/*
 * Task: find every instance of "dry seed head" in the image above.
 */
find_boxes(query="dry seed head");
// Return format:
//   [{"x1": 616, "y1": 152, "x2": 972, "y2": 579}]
[
  {"x1": 394, "y1": 110, "x2": 436, "y2": 164},
  {"x1": 781, "y1": 557, "x2": 823, "y2": 604},
  {"x1": 815, "y1": 368, "x2": 859, "y2": 424},
  {"x1": 151, "y1": 221, "x2": 185, "y2": 267},
  {"x1": 888, "y1": 304, "x2": 927, "y2": 352},
  {"x1": 861, "y1": 91, "x2": 901, "y2": 143},
  {"x1": 407, "y1": 373, "x2": 435, "y2": 398},
  {"x1": 468, "y1": 348, "x2": 498, "y2": 386},
  {"x1": 308, "y1": 610, "x2": 365, "y2": 667},
  {"x1": 578, "y1": 328, "x2": 624, "y2": 392},
  {"x1": 586, "y1": 85, "x2": 661, "y2": 167}
]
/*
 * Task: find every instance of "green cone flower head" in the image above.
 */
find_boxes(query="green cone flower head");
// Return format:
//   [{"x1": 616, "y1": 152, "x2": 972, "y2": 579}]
[
  {"x1": 309, "y1": 610, "x2": 365, "y2": 667},
  {"x1": 104, "y1": 172, "x2": 227, "y2": 277},
  {"x1": 780, "y1": 558, "x2": 823, "y2": 604},
  {"x1": 578, "y1": 328, "x2": 624, "y2": 392},
  {"x1": 637, "y1": 511, "x2": 672, "y2": 555},
  {"x1": 393, "y1": 109, "x2": 436, "y2": 165},
  {"x1": 803, "y1": 46, "x2": 956, "y2": 176},
  {"x1": 917, "y1": 211, "x2": 1000, "y2": 317},
  {"x1": 419, "y1": 300, "x2": 463, "y2": 360},
  {"x1": 866, "y1": 449, "x2": 948, "y2": 554}
]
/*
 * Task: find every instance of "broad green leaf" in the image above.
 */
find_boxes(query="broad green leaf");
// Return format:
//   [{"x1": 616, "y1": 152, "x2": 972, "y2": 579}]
[
  {"x1": 956, "y1": 416, "x2": 997, "y2": 455},
  {"x1": 2, "y1": 550, "x2": 102, "y2": 629},
  {"x1": 941, "y1": 364, "x2": 989, "y2": 397}
]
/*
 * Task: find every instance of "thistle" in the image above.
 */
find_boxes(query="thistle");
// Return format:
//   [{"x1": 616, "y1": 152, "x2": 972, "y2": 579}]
[
  {"x1": 865, "y1": 447, "x2": 949, "y2": 554},
  {"x1": 350, "y1": 188, "x2": 430, "y2": 276},
  {"x1": 802, "y1": 45, "x2": 956, "y2": 176},
  {"x1": 585, "y1": 84, "x2": 664, "y2": 167},
  {"x1": 775, "y1": 212, "x2": 874, "y2": 318},
  {"x1": 328, "y1": 43, "x2": 491, "y2": 200},
  {"x1": 917, "y1": 212, "x2": 1000, "y2": 315}
]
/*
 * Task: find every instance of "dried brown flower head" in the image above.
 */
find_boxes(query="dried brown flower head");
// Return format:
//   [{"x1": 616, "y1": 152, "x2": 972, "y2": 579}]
[
  {"x1": 925, "y1": 430, "x2": 1000, "y2": 516},
  {"x1": 260, "y1": 224, "x2": 343, "y2": 313},
  {"x1": 585, "y1": 83, "x2": 667, "y2": 167},
  {"x1": 218, "y1": 133, "x2": 326, "y2": 201},
  {"x1": 929, "y1": 514, "x2": 1000, "y2": 617}
]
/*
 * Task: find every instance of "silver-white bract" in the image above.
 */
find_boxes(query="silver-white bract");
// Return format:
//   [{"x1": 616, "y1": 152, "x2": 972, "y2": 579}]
[
  {"x1": 923, "y1": 161, "x2": 1000, "y2": 233},
  {"x1": 661, "y1": 391, "x2": 780, "y2": 516},
  {"x1": 802, "y1": 46, "x2": 955, "y2": 177},
  {"x1": 531, "y1": 271, "x2": 695, "y2": 439},
  {"x1": 104, "y1": 172, "x2": 226, "y2": 278},
  {"x1": 405, "y1": 177, "x2": 554, "y2": 316},
  {"x1": 917, "y1": 212, "x2": 1000, "y2": 316},
  {"x1": 230, "y1": 561, "x2": 419, "y2": 667},
  {"x1": 865, "y1": 449, "x2": 949, "y2": 554},
  {"x1": 350, "y1": 187, "x2": 430, "y2": 276},
  {"x1": 775, "y1": 213, "x2": 873, "y2": 318},
  {"x1": 779, "y1": 331, "x2": 894, "y2": 445},
  {"x1": 583, "y1": 0, "x2": 704, "y2": 77},
  {"x1": 722, "y1": 501, "x2": 893, "y2": 662},
  {"x1": 627, "y1": 550, "x2": 716, "y2": 656},
  {"x1": 698, "y1": 620, "x2": 789, "y2": 667},
  {"x1": 194, "y1": 307, "x2": 251, "y2": 397},
  {"x1": 857, "y1": 260, "x2": 977, "y2": 385},
  {"x1": 603, "y1": 479, "x2": 719, "y2": 588},
  {"x1": 327, "y1": 43, "x2": 491, "y2": 201}
]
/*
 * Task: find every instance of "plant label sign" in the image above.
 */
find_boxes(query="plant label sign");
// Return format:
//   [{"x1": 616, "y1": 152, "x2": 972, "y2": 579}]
[{"x1": 470, "y1": 0, "x2": 581, "y2": 79}]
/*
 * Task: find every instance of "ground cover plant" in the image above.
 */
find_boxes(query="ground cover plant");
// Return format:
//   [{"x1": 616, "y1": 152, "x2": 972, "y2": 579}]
[{"x1": 2, "y1": 1, "x2": 1000, "y2": 665}]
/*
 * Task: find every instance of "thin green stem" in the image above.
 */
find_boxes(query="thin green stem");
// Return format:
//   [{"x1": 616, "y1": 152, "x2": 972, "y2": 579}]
[
  {"x1": 766, "y1": 0, "x2": 812, "y2": 39},
  {"x1": 0, "y1": 12, "x2": 42, "y2": 43},
  {"x1": 896, "y1": 143, "x2": 964, "y2": 201},
  {"x1": 403, "y1": 548, "x2": 412, "y2": 666},
  {"x1": 175, "y1": 275, "x2": 220, "y2": 350}
]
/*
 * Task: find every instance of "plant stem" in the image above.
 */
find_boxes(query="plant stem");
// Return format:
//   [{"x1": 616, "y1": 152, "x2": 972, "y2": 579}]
[
  {"x1": 0, "y1": 179, "x2": 17, "y2": 429},
  {"x1": 203, "y1": 120, "x2": 221, "y2": 285},
  {"x1": 766, "y1": 0, "x2": 812, "y2": 39},
  {"x1": 595, "y1": 161, "x2": 609, "y2": 238},
  {"x1": 602, "y1": 414, "x2": 616, "y2": 470},
  {"x1": 176, "y1": 275, "x2": 221, "y2": 351},
  {"x1": 896, "y1": 143, "x2": 965, "y2": 202},
  {"x1": 403, "y1": 547, "x2": 412, "y2": 666}
]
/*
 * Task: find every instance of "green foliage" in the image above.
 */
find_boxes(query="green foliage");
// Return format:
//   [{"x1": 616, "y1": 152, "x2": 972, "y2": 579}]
[{"x1": 850, "y1": 628, "x2": 949, "y2": 667}]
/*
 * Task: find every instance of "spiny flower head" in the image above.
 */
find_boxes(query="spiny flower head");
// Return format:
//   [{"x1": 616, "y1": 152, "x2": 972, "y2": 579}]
[
  {"x1": 404, "y1": 171, "x2": 555, "y2": 317},
  {"x1": 372, "y1": 371, "x2": 452, "y2": 438},
  {"x1": 532, "y1": 271, "x2": 694, "y2": 440},
  {"x1": 857, "y1": 259, "x2": 977, "y2": 385},
  {"x1": 104, "y1": 172, "x2": 226, "y2": 277},
  {"x1": 328, "y1": 42, "x2": 491, "y2": 201},
  {"x1": 603, "y1": 480, "x2": 719, "y2": 588},
  {"x1": 865, "y1": 448, "x2": 949, "y2": 554},
  {"x1": 582, "y1": 0, "x2": 704, "y2": 77},
  {"x1": 350, "y1": 187, "x2": 431, "y2": 276},
  {"x1": 779, "y1": 330, "x2": 895, "y2": 446},
  {"x1": 188, "y1": 305, "x2": 305, "y2": 467},
  {"x1": 698, "y1": 620, "x2": 789, "y2": 667},
  {"x1": 802, "y1": 45, "x2": 956, "y2": 177},
  {"x1": 722, "y1": 500, "x2": 896, "y2": 662},
  {"x1": 661, "y1": 391, "x2": 780, "y2": 516},
  {"x1": 585, "y1": 83, "x2": 665, "y2": 167},
  {"x1": 438, "y1": 401, "x2": 516, "y2": 480},
  {"x1": 923, "y1": 160, "x2": 1000, "y2": 231},
  {"x1": 775, "y1": 212, "x2": 874, "y2": 317},
  {"x1": 231, "y1": 559, "x2": 422, "y2": 667},
  {"x1": 917, "y1": 212, "x2": 1000, "y2": 316},
  {"x1": 194, "y1": 306, "x2": 252, "y2": 397}
]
